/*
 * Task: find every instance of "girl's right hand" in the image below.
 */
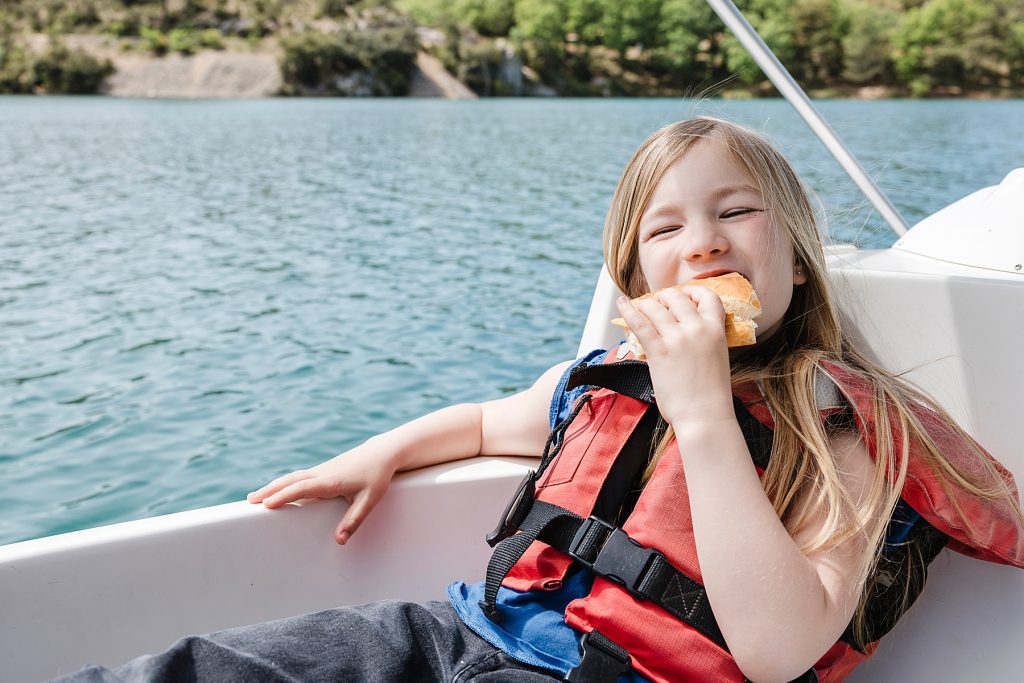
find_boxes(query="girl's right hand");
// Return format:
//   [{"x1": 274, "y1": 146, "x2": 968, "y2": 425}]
[{"x1": 246, "y1": 438, "x2": 398, "y2": 545}]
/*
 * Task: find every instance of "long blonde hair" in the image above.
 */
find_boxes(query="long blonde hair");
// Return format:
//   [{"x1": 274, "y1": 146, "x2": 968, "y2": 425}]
[{"x1": 602, "y1": 116, "x2": 1023, "y2": 649}]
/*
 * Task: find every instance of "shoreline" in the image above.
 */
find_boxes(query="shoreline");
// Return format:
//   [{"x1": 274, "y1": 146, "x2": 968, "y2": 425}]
[{"x1": 10, "y1": 34, "x2": 1024, "y2": 101}]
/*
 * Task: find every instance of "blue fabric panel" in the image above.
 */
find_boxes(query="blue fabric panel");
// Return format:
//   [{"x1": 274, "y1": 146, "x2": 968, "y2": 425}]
[
  {"x1": 549, "y1": 349, "x2": 609, "y2": 431},
  {"x1": 448, "y1": 577, "x2": 647, "y2": 682},
  {"x1": 883, "y1": 499, "x2": 922, "y2": 552}
]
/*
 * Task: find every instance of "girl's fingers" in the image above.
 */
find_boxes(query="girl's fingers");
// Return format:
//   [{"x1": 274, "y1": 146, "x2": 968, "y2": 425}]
[
  {"x1": 655, "y1": 287, "x2": 700, "y2": 324},
  {"x1": 617, "y1": 294, "x2": 679, "y2": 342},
  {"x1": 262, "y1": 478, "x2": 327, "y2": 509},
  {"x1": 334, "y1": 490, "x2": 375, "y2": 545},
  {"x1": 680, "y1": 285, "x2": 725, "y2": 322},
  {"x1": 636, "y1": 295, "x2": 682, "y2": 336},
  {"x1": 616, "y1": 296, "x2": 654, "y2": 337},
  {"x1": 247, "y1": 470, "x2": 312, "y2": 503}
]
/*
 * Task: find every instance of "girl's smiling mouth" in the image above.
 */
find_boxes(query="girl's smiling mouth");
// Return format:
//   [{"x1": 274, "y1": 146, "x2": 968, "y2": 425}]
[{"x1": 692, "y1": 269, "x2": 745, "y2": 281}]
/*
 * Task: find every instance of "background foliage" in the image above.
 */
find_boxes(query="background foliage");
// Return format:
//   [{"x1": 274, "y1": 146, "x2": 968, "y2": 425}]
[{"x1": 0, "y1": 0, "x2": 1021, "y2": 95}]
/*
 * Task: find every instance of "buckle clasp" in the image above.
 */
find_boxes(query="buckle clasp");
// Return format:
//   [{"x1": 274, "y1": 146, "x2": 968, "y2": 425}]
[
  {"x1": 485, "y1": 470, "x2": 536, "y2": 547},
  {"x1": 568, "y1": 516, "x2": 663, "y2": 599}
]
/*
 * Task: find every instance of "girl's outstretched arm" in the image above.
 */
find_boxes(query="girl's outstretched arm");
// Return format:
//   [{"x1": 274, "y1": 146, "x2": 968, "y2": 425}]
[{"x1": 248, "y1": 360, "x2": 571, "y2": 544}]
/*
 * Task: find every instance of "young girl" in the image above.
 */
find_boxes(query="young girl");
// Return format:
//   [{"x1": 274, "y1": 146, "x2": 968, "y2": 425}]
[{"x1": 64, "y1": 117, "x2": 1024, "y2": 683}]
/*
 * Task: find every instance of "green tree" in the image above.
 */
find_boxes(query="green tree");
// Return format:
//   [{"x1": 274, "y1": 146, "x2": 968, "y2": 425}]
[
  {"x1": 892, "y1": 0, "x2": 997, "y2": 95},
  {"x1": 649, "y1": 0, "x2": 721, "y2": 85},
  {"x1": 1009, "y1": 21, "x2": 1024, "y2": 87},
  {"x1": 394, "y1": 0, "x2": 455, "y2": 28},
  {"x1": 616, "y1": 0, "x2": 663, "y2": 56},
  {"x1": 456, "y1": 0, "x2": 515, "y2": 37},
  {"x1": 280, "y1": 24, "x2": 419, "y2": 96},
  {"x1": 512, "y1": 0, "x2": 567, "y2": 44},
  {"x1": 319, "y1": 0, "x2": 354, "y2": 18},
  {"x1": 33, "y1": 41, "x2": 114, "y2": 94},
  {"x1": 566, "y1": 0, "x2": 660, "y2": 58},
  {"x1": 511, "y1": 0, "x2": 568, "y2": 85},
  {"x1": 0, "y1": 38, "x2": 35, "y2": 94},
  {"x1": 842, "y1": 0, "x2": 898, "y2": 85},
  {"x1": 722, "y1": 0, "x2": 795, "y2": 87},
  {"x1": 790, "y1": 0, "x2": 847, "y2": 87},
  {"x1": 396, "y1": 0, "x2": 513, "y2": 36},
  {"x1": 565, "y1": 0, "x2": 605, "y2": 45},
  {"x1": 988, "y1": 0, "x2": 1024, "y2": 88}
]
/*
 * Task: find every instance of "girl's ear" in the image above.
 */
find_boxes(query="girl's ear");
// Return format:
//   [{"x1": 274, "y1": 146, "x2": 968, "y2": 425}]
[{"x1": 793, "y1": 261, "x2": 807, "y2": 285}]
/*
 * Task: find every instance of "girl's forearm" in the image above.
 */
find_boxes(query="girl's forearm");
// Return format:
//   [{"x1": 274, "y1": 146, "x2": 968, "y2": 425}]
[
  {"x1": 371, "y1": 403, "x2": 483, "y2": 473},
  {"x1": 673, "y1": 418, "x2": 837, "y2": 681}
]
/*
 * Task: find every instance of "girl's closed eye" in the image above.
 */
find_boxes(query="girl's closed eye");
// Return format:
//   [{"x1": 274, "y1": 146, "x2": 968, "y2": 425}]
[
  {"x1": 651, "y1": 225, "x2": 681, "y2": 237},
  {"x1": 721, "y1": 208, "x2": 764, "y2": 219}
]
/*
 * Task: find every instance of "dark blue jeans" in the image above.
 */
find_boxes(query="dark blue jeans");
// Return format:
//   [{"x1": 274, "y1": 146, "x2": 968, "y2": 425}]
[{"x1": 54, "y1": 600, "x2": 560, "y2": 682}]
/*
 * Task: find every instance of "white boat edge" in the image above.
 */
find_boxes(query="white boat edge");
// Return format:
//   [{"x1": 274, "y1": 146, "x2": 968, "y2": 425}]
[{"x1": 0, "y1": 456, "x2": 535, "y2": 682}]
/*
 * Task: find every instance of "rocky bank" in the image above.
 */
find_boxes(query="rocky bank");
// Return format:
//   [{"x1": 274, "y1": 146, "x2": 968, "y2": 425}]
[{"x1": 26, "y1": 33, "x2": 475, "y2": 99}]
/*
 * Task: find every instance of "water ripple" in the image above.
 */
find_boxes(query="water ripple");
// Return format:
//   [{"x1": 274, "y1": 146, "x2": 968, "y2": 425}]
[
  {"x1": 3, "y1": 368, "x2": 71, "y2": 386},
  {"x1": 123, "y1": 338, "x2": 176, "y2": 352},
  {"x1": 33, "y1": 416, "x2": 113, "y2": 443}
]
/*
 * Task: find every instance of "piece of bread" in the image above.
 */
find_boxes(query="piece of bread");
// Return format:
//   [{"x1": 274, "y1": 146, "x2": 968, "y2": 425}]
[{"x1": 611, "y1": 272, "x2": 762, "y2": 357}]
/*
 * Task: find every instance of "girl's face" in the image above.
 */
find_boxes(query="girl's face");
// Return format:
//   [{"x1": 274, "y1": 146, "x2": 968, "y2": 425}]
[{"x1": 636, "y1": 137, "x2": 806, "y2": 344}]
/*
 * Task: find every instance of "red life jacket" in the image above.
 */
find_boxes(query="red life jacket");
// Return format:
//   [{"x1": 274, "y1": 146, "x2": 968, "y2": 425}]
[{"x1": 480, "y1": 349, "x2": 1024, "y2": 683}]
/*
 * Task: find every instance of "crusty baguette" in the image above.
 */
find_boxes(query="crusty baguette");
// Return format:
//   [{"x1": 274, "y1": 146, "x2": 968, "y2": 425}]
[{"x1": 611, "y1": 272, "x2": 762, "y2": 357}]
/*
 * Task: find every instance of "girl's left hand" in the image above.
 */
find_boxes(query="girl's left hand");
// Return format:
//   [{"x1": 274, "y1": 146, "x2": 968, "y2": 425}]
[{"x1": 615, "y1": 286, "x2": 735, "y2": 427}]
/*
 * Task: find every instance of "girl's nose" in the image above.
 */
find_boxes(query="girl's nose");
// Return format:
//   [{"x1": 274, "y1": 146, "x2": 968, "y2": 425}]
[{"x1": 684, "y1": 221, "x2": 730, "y2": 261}]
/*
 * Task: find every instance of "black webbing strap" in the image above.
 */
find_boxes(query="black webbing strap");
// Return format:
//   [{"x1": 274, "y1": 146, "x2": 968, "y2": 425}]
[
  {"x1": 569, "y1": 516, "x2": 818, "y2": 682},
  {"x1": 567, "y1": 514, "x2": 729, "y2": 650},
  {"x1": 565, "y1": 628, "x2": 817, "y2": 683},
  {"x1": 479, "y1": 500, "x2": 585, "y2": 622},
  {"x1": 565, "y1": 629, "x2": 631, "y2": 682},
  {"x1": 735, "y1": 396, "x2": 773, "y2": 470},
  {"x1": 536, "y1": 393, "x2": 593, "y2": 482},
  {"x1": 480, "y1": 396, "x2": 660, "y2": 623},
  {"x1": 567, "y1": 359, "x2": 776, "y2": 472},
  {"x1": 484, "y1": 394, "x2": 595, "y2": 549},
  {"x1": 489, "y1": 503, "x2": 819, "y2": 683},
  {"x1": 482, "y1": 495, "x2": 733, "y2": 650},
  {"x1": 595, "y1": 404, "x2": 662, "y2": 527},
  {"x1": 839, "y1": 516, "x2": 949, "y2": 650},
  {"x1": 566, "y1": 359, "x2": 655, "y2": 403},
  {"x1": 745, "y1": 670, "x2": 819, "y2": 683}
]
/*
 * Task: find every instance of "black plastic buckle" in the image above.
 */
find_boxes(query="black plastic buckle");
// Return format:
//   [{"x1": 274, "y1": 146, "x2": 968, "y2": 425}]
[
  {"x1": 569, "y1": 516, "x2": 663, "y2": 599},
  {"x1": 565, "y1": 630, "x2": 631, "y2": 682},
  {"x1": 485, "y1": 470, "x2": 536, "y2": 547},
  {"x1": 567, "y1": 515, "x2": 615, "y2": 565}
]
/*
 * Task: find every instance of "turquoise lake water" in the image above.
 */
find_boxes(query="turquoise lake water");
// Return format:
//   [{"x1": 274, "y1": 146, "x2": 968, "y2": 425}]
[{"x1": 2, "y1": 97, "x2": 1023, "y2": 545}]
